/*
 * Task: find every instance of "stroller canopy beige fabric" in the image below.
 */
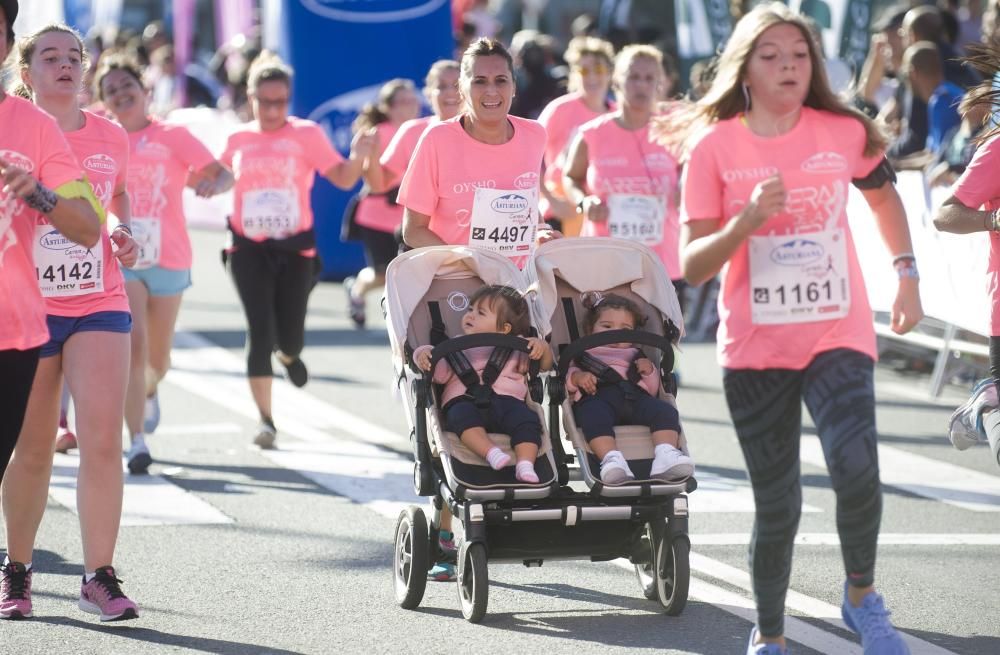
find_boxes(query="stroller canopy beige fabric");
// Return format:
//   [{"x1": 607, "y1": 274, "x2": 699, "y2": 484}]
[{"x1": 526, "y1": 238, "x2": 685, "y2": 342}]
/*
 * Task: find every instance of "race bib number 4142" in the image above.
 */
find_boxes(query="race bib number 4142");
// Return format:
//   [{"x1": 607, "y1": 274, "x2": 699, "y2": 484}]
[{"x1": 33, "y1": 224, "x2": 104, "y2": 298}]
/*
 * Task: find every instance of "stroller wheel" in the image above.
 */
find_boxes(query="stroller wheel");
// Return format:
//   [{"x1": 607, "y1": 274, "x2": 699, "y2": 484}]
[
  {"x1": 655, "y1": 535, "x2": 690, "y2": 616},
  {"x1": 634, "y1": 524, "x2": 659, "y2": 601},
  {"x1": 393, "y1": 506, "x2": 429, "y2": 609},
  {"x1": 457, "y1": 542, "x2": 488, "y2": 623}
]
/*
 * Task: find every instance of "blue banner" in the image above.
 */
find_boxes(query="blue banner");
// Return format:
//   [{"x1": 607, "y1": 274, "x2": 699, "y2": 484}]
[{"x1": 278, "y1": 0, "x2": 453, "y2": 280}]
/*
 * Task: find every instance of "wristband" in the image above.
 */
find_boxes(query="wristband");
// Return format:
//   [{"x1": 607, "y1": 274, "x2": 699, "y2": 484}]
[
  {"x1": 896, "y1": 264, "x2": 919, "y2": 279},
  {"x1": 892, "y1": 252, "x2": 915, "y2": 267},
  {"x1": 24, "y1": 183, "x2": 58, "y2": 214},
  {"x1": 992, "y1": 209, "x2": 1000, "y2": 232},
  {"x1": 112, "y1": 223, "x2": 133, "y2": 237}
]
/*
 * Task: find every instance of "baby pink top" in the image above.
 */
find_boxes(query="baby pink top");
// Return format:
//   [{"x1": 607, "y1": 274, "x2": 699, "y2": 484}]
[
  {"x1": 951, "y1": 135, "x2": 1000, "y2": 335},
  {"x1": 127, "y1": 119, "x2": 215, "y2": 270},
  {"x1": 221, "y1": 117, "x2": 343, "y2": 254},
  {"x1": 0, "y1": 96, "x2": 82, "y2": 350},
  {"x1": 44, "y1": 110, "x2": 130, "y2": 318},
  {"x1": 397, "y1": 115, "x2": 546, "y2": 248},
  {"x1": 413, "y1": 344, "x2": 529, "y2": 406},
  {"x1": 565, "y1": 345, "x2": 659, "y2": 402},
  {"x1": 577, "y1": 113, "x2": 681, "y2": 278},
  {"x1": 682, "y1": 107, "x2": 884, "y2": 370},
  {"x1": 355, "y1": 122, "x2": 404, "y2": 234},
  {"x1": 380, "y1": 116, "x2": 435, "y2": 184},
  {"x1": 537, "y1": 93, "x2": 610, "y2": 217}
]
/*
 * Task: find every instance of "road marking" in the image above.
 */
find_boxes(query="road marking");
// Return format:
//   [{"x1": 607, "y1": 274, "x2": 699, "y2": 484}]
[
  {"x1": 154, "y1": 422, "x2": 243, "y2": 436},
  {"x1": 800, "y1": 436, "x2": 1000, "y2": 512},
  {"x1": 693, "y1": 533, "x2": 1000, "y2": 546},
  {"x1": 691, "y1": 470, "x2": 821, "y2": 514},
  {"x1": 50, "y1": 453, "x2": 233, "y2": 527},
  {"x1": 166, "y1": 330, "x2": 962, "y2": 655}
]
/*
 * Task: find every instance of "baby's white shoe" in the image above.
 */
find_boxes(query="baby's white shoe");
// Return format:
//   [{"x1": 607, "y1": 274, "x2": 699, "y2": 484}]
[
  {"x1": 650, "y1": 443, "x2": 694, "y2": 481},
  {"x1": 599, "y1": 450, "x2": 635, "y2": 485}
]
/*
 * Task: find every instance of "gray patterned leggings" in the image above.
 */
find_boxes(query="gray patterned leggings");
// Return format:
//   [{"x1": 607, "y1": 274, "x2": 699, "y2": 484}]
[{"x1": 722, "y1": 348, "x2": 882, "y2": 637}]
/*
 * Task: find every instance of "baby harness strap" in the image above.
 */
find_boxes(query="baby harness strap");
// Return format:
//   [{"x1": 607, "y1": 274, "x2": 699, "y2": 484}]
[{"x1": 574, "y1": 349, "x2": 644, "y2": 402}]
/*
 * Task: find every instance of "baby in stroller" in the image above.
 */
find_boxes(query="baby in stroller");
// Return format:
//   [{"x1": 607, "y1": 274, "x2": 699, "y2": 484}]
[
  {"x1": 567, "y1": 292, "x2": 695, "y2": 484},
  {"x1": 414, "y1": 285, "x2": 553, "y2": 483}
]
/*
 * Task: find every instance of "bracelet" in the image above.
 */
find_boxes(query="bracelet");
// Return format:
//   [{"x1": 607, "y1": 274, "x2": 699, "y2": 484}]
[
  {"x1": 892, "y1": 252, "x2": 915, "y2": 267},
  {"x1": 896, "y1": 263, "x2": 919, "y2": 279},
  {"x1": 992, "y1": 209, "x2": 1000, "y2": 232},
  {"x1": 112, "y1": 223, "x2": 133, "y2": 237},
  {"x1": 576, "y1": 197, "x2": 587, "y2": 215},
  {"x1": 24, "y1": 183, "x2": 58, "y2": 214}
]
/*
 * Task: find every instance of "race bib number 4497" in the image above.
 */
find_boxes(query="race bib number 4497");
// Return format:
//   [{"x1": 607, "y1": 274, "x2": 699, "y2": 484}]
[{"x1": 469, "y1": 187, "x2": 538, "y2": 258}]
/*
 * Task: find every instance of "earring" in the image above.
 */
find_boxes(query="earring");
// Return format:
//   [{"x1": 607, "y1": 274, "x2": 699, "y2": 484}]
[{"x1": 741, "y1": 83, "x2": 751, "y2": 112}]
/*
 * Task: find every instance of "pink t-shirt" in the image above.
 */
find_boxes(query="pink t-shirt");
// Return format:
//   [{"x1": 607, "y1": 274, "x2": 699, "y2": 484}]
[
  {"x1": 127, "y1": 119, "x2": 215, "y2": 270},
  {"x1": 43, "y1": 110, "x2": 130, "y2": 318},
  {"x1": 355, "y1": 122, "x2": 405, "y2": 234},
  {"x1": 413, "y1": 344, "x2": 529, "y2": 406},
  {"x1": 0, "y1": 96, "x2": 82, "y2": 350},
  {"x1": 565, "y1": 345, "x2": 659, "y2": 402},
  {"x1": 537, "y1": 93, "x2": 611, "y2": 217},
  {"x1": 951, "y1": 135, "x2": 1000, "y2": 335},
  {"x1": 221, "y1": 117, "x2": 343, "y2": 252},
  {"x1": 397, "y1": 115, "x2": 546, "y2": 249},
  {"x1": 577, "y1": 114, "x2": 681, "y2": 279},
  {"x1": 682, "y1": 107, "x2": 883, "y2": 370},
  {"x1": 380, "y1": 116, "x2": 435, "y2": 183}
]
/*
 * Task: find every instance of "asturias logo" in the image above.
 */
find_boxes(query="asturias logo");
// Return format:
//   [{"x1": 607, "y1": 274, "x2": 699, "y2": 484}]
[
  {"x1": 300, "y1": 0, "x2": 448, "y2": 23},
  {"x1": 770, "y1": 239, "x2": 824, "y2": 266},
  {"x1": 490, "y1": 194, "x2": 528, "y2": 213},
  {"x1": 801, "y1": 152, "x2": 848, "y2": 174},
  {"x1": 84, "y1": 154, "x2": 116, "y2": 175},
  {"x1": 40, "y1": 230, "x2": 73, "y2": 250},
  {"x1": 0, "y1": 150, "x2": 35, "y2": 173}
]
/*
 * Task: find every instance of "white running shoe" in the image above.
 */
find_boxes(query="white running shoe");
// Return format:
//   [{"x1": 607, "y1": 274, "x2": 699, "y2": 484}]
[
  {"x1": 125, "y1": 437, "x2": 152, "y2": 475},
  {"x1": 599, "y1": 450, "x2": 635, "y2": 485},
  {"x1": 948, "y1": 379, "x2": 998, "y2": 450},
  {"x1": 650, "y1": 444, "x2": 694, "y2": 481}
]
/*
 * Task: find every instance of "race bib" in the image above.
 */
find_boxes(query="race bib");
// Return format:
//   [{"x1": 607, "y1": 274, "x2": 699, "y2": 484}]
[
  {"x1": 33, "y1": 224, "x2": 104, "y2": 298},
  {"x1": 131, "y1": 216, "x2": 161, "y2": 270},
  {"x1": 469, "y1": 187, "x2": 538, "y2": 259},
  {"x1": 241, "y1": 188, "x2": 300, "y2": 239},
  {"x1": 748, "y1": 228, "x2": 850, "y2": 325},
  {"x1": 607, "y1": 193, "x2": 665, "y2": 245}
]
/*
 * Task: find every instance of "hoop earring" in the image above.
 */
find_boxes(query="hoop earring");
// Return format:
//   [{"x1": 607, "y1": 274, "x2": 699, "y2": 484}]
[{"x1": 742, "y1": 83, "x2": 751, "y2": 112}]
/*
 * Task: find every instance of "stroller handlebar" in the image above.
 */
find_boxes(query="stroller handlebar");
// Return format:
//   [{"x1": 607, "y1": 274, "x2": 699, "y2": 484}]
[{"x1": 425, "y1": 333, "x2": 538, "y2": 376}]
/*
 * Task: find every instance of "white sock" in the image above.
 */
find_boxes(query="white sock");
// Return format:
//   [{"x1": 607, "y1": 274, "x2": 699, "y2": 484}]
[
  {"x1": 85, "y1": 571, "x2": 96, "y2": 582},
  {"x1": 132, "y1": 433, "x2": 146, "y2": 446},
  {"x1": 2, "y1": 556, "x2": 31, "y2": 570},
  {"x1": 515, "y1": 459, "x2": 539, "y2": 483},
  {"x1": 485, "y1": 447, "x2": 511, "y2": 470}
]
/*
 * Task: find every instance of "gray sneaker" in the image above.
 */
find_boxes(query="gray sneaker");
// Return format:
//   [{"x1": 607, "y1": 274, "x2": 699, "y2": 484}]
[
  {"x1": 948, "y1": 379, "x2": 998, "y2": 450},
  {"x1": 983, "y1": 409, "x2": 1000, "y2": 470},
  {"x1": 253, "y1": 421, "x2": 277, "y2": 449}
]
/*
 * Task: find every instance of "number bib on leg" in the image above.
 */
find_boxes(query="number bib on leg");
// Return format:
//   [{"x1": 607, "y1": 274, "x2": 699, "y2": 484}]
[
  {"x1": 469, "y1": 187, "x2": 538, "y2": 259},
  {"x1": 33, "y1": 224, "x2": 104, "y2": 298},
  {"x1": 607, "y1": 193, "x2": 665, "y2": 245},
  {"x1": 748, "y1": 228, "x2": 850, "y2": 325},
  {"x1": 241, "y1": 189, "x2": 300, "y2": 240},
  {"x1": 131, "y1": 217, "x2": 161, "y2": 270}
]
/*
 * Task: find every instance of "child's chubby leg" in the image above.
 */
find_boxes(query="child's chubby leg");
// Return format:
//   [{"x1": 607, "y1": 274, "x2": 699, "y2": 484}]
[
  {"x1": 496, "y1": 395, "x2": 543, "y2": 484},
  {"x1": 637, "y1": 395, "x2": 694, "y2": 480},
  {"x1": 572, "y1": 389, "x2": 634, "y2": 484},
  {"x1": 445, "y1": 399, "x2": 511, "y2": 469}
]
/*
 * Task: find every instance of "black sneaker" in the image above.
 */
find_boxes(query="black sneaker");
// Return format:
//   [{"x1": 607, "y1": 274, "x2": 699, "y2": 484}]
[{"x1": 281, "y1": 357, "x2": 308, "y2": 388}]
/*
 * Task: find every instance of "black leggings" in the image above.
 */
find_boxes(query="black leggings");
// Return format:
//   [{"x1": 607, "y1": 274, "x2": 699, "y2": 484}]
[
  {"x1": 722, "y1": 348, "x2": 882, "y2": 637},
  {"x1": 228, "y1": 247, "x2": 314, "y2": 377},
  {"x1": 0, "y1": 347, "x2": 41, "y2": 484},
  {"x1": 989, "y1": 337, "x2": 1000, "y2": 394}
]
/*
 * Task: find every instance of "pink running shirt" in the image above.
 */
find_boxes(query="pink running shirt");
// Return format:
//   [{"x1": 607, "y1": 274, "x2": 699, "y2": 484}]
[
  {"x1": 43, "y1": 110, "x2": 130, "y2": 318},
  {"x1": 355, "y1": 122, "x2": 404, "y2": 234},
  {"x1": 127, "y1": 119, "x2": 215, "y2": 270},
  {"x1": 412, "y1": 344, "x2": 529, "y2": 406},
  {"x1": 951, "y1": 135, "x2": 1000, "y2": 335},
  {"x1": 397, "y1": 115, "x2": 545, "y2": 248},
  {"x1": 380, "y1": 116, "x2": 434, "y2": 184},
  {"x1": 0, "y1": 96, "x2": 83, "y2": 349},
  {"x1": 537, "y1": 93, "x2": 610, "y2": 217},
  {"x1": 682, "y1": 107, "x2": 884, "y2": 370},
  {"x1": 577, "y1": 114, "x2": 681, "y2": 279},
  {"x1": 221, "y1": 117, "x2": 343, "y2": 252}
]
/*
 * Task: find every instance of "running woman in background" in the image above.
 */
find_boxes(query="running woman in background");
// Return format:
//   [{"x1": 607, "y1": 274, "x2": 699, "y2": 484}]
[
  {"x1": 2, "y1": 22, "x2": 141, "y2": 622},
  {"x1": 537, "y1": 36, "x2": 614, "y2": 236},
  {"x1": 218, "y1": 51, "x2": 375, "y2": 449},
  {"x1": 96, "y1": 55, "x2": 232, "y2": 473},
  {"x1": 343, "y1": 78, "x2": 420, "y2": 328},
  {"x1": 657, "y1": 4, "x2": 923, "y2": 653},
  {"x1": 398, "y1": 37, "x2": 548, "y2": 582},
  {"x1": 564, "y1": 44, "x2": 682, "y2": 286}
]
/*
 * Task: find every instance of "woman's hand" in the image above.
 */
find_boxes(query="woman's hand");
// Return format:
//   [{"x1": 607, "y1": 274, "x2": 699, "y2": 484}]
[
  {"x1": 570, "y1": 370, "x2": 598, "y2": 395},
  {"x1": 738, "y1": 175, "x2": 785, "y2": 233},
  {"x1": 891, "y1": 277, "x2": 924, "y2": 334},
  {"x1": 0, "y1": 158, "x2": 40, "y2": 200},
  {"x1": 110, "y1": 227, "x2": 139, "y2": 268},
  {"x1": 583, "y1": 195, "x2": 609, "y2": 223},
  {"x1": 351, "y1": 127, "x2": 378, "y2": 161},
  {"x1": 415, "y1": 349, "x2": 433, "y2": 371}
]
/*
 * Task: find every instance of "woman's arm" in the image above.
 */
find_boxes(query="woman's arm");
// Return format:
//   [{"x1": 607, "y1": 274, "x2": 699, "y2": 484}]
[
  {"x1": 402, "y1": 207, "x2": 445, "y2": 248},
  {"x1": 191, "y1": 161, "x2": 234, "y2": 196},
  {"x1": 862, "y1": 182, "x2": 924, "y2": 333},
  {"x1": 324, "y1": 128, "x2": 376, "y2": 190},
  {"x1": 2, "y1": 159, "x2": 101, "y2": 247},
  {"x1": 562, "y1": 134, "x2": 608, "y2": 223},
  {"x1": 933, "y1": 194, "x2": 993, "y2": 234},
  {"x1": 109, "y1": 185, "x2": 139, "y2": 268}
]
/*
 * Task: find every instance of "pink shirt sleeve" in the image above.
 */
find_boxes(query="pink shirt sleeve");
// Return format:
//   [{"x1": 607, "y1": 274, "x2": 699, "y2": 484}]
[
  {"x1": 305, "y1": 124, "x2": 343, "y2": 175},
  {"x1": 380, "y1": 119, "x2": 422, "y2": 183},
  {"x1": 953, "y1": 135, "x2": 1000, "y2": 209},
  {"x1": 171, "y1": 126, "x2": 216, "y2": 172},
  {"x1": 397, "y1": 130, "x2": 439, "y2": 216},
  {"x1": 681, "y1": 135, "x2": 724, "y2": 221}
]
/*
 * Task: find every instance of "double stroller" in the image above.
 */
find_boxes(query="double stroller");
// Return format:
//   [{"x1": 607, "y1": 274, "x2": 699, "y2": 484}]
[{"x1": 384, "y1": 238, "x2": 696, "y2": 623}]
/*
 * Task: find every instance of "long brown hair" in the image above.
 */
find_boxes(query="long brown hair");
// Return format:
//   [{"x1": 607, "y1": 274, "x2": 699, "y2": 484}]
[
  {"x1": 352, "y1": 78, "x2": 417, "y2": 133},
  {"x1": 958, "y1": 44, "x2": 1000, "y2": 144},
  {"x1": 653, "y1": 2, "x2": 885, "y2": 159}
]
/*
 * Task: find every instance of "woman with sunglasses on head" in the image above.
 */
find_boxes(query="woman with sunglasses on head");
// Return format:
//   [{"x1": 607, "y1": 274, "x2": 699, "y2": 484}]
[
  {"x1": 536, "y1": 36, "x2": 614, "y2": 236},
  {"x1": 94, "y1": 54, "x2": 232, "y2": 473},
  {"x1": 218, "y1": 51, "x2": 376, "y2": 449},
  {"x1": 2, "y1": 21, "x2": 142, "y2": 622},
  {"x1": 657, "y1": 4, "x2": 923, "y2": 653}
]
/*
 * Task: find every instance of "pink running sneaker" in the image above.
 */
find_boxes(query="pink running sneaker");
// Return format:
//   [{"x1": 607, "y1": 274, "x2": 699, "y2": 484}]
[
  {"x1": 0, "y1": 561, "x2": 33, "y2": 620},
  {"x1": 79, "y1": 566, "x2": 138, "y2": 621},
  {"x1": 55, "y1": 428, "x2": 78, "y2": 454}
]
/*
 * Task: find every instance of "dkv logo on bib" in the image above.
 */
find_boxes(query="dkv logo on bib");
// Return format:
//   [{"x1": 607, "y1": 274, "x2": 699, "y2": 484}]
[
  {"x1": 769, "y1": 239, "x2": 825, "y2": 266},
  {"x1": 300, "y1": 0, "x2": 448, "y2": 22}
]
